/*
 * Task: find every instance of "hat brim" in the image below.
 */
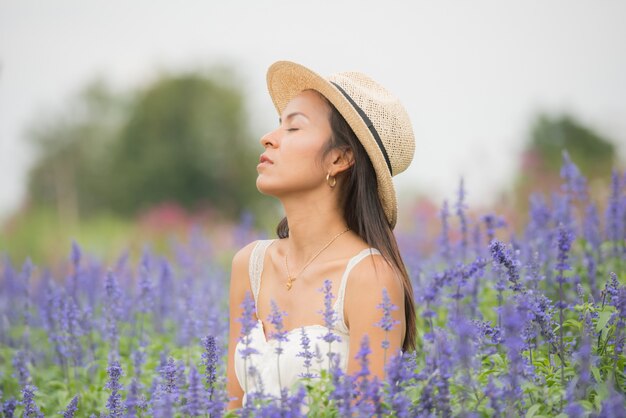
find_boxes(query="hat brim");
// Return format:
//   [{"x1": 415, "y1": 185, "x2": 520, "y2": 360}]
[{"x1": 266, "y1": 60, "x2": 398, "y2": 228}]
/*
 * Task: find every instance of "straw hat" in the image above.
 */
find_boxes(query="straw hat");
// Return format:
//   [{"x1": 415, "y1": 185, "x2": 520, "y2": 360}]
[{"x1": 266, "y1": 60, "x2": 415, "y2": 228}]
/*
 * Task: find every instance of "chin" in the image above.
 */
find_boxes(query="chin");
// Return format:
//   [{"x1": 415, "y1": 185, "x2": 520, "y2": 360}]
[{"x1": 256, "y1": 177, "x2": 279, "y2": 197}]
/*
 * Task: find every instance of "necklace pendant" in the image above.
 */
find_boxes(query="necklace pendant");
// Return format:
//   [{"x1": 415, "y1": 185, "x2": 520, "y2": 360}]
[{"x1": 286, "y1": 277, "x2": 295, "y2": 291}]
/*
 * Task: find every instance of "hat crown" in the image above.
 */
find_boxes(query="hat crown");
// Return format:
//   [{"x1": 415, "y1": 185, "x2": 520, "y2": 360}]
[{"x1": 328, "y1": 71, "x2": 415, "y2": 177}]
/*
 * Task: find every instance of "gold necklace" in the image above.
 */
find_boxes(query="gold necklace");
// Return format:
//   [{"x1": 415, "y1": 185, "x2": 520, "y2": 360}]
[{"x1": 284, "y1": 228, "x2": 350, "y2": 291}]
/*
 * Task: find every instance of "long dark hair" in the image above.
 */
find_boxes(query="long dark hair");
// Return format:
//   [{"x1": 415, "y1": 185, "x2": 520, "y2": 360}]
[{"x1": 276, "y1": 91, "x2": 417, "y2": 352}]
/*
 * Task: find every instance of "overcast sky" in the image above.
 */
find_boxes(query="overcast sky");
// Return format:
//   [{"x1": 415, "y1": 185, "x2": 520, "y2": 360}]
[{"x1": 1, "y1": 0, "x2": 625, "y2": 224}]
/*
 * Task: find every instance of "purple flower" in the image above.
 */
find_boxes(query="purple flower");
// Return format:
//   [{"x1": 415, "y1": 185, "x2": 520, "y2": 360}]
[
  {"x1": 329, "y1": 358, "x2": 356, "y2": 417},
  {"x1": 296, "y1": 327, "x2": 315, "y2": 378},
  {"x1": 485, "y1": 376, "x2": 504, "y2": 416},
  {"x1": 155, "y1": 259, "x2": 173, "y2": 332},
  {"x1": 449, "y1": 314, "x2": 476, "y2": 375},
  {"x1": 583, "y1": 248, "x2": 599, "y2": 301},
  {"x1": 524, "y1": 291, "x2": 557, "y2": 348},
  {"x1": 555, "y1": 222, "x2": 575, "y2": 285},
  {"x1": 552, "y1": 192, "x2": 573, "y2": 233},
  {"x1": 432, "y1": 329, "x2": 453, "y2": 416},
  {"x1": 285, "y1": 385, "x2": 307, "y2": 418},
  {"x1": 598, "y1": 385, "x2": 626, "y2": 417},
  {"x1": 131, "y1": 349, "x2": 146, "y2": 378},
  {"x1": 162, "y1": 357, "x2": 181, "y2": 396},
  {"x1": 201, "y1": 335, "x2": 217, "y2": 398},
  {"x1": 526, "y1": 193, "x2": 551, "y2": 241},
  {"x1": 105, "y1": 360, "x2": 124, "y2": 418},
  {"x1": 563, "y1": 401, "x2": 585, "y2": 418},
  {"x1": 268, "y1": 300, "x2": 289, "y2": 390},
  {"x1": 490, "y1": 240, "x2": 523, "y2": 292},
  {"x1": 267, "y1": 300, "x2": 288, "y2": 352},
  {"x1": 472, "y1": 223, "x2": 483, "y2": 259},
  {"x1": 237, "y1": 292, "x2": 258, "y2": 341},
  {"x1": 439, "y1": 199, "x2": 452, "y2": 262},
  {"x1": 20, "y1": 384, "x2": 43, "y2": 418},
  {"x1": 605, "y1": 169, "x2": 623, "y2": 257},
  {"x1": 473, "y1": 319, "x2": 502, "y2": 345},
  {"x1": 151, "y1": 392, "x2": 174, "y2": 418},
  {"x1": 318, "y1": 279, "x2": 338, "y2": 332},
  {"x1": 59, "y1": 395, "x2": 79, "y2": 418},
  {"x1": 183, "y1": 365, "x2": 206, "y2": 416},
  {"x1": 61, "y1": 294, "x2": 83, "y2": 366},
  {"x1": 603, "y1": 272, "x2": 620, "y2": 307},
  {"x1": 455, "y1": 177, "x2": 469, "y2": 261},
  {"x1": 237, "y1": 292, "x2": 260, "y2": 394},
  {"x1": 125, "y1": 377, "x2": 147, "y2": 417},
  {"x1": 610, "y1": 286, "x2": 626, "y2": 364},
  {"x1": 500, "y1": 303, "x2": 528, "y2": 408},
  {"x1": 481, "y1": 213, "x2": 507, "y2": 245},
  {"x1": 375, "y1": 288, "x2": 400, "y2": 353},
  {"x1": 384, "y1": 352, "x2": 413, "y2": 417},
  {"x1": 104, "y1": 270, "x2": 124, "y2": 357},
  {"x1": 137, "y1": 250, "x2": 155, "y2": 315},
  {"x1": 12, "y1": 350, "x2": 30, "y2": 387},
  {"x1": 355, "y1": 335, "x2": 371, "y2": 380},
  {"x1": 560, "y1": 149, "x2": 588, "y2": 201},
  {"x1": 318, "y1": 280, "x2": 342, "y2": 368},
  {"x1": 2, "y1": 398, "x2": 18, "y2": 418},
  {"x1": 583, "y1": 202, "x2": 602, "y2": 253}
]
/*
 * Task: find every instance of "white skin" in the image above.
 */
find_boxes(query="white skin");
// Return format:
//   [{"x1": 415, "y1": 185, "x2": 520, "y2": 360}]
[{"x1": 225, "y1": 89, "x2": 406, "y2": 410}]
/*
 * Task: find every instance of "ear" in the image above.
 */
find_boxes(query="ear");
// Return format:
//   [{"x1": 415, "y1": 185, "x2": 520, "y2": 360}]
[{"x1": 328, "y1": 147, "x2": 354, "y2": 175}]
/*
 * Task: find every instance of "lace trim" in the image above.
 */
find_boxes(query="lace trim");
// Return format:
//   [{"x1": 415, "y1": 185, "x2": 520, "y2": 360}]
[
  {"x1": 248, "y1": 239, "x2": 275, "y2": 316},
  {"x1": 334, "y1": 248, "x2": 382, "y2": 334}
]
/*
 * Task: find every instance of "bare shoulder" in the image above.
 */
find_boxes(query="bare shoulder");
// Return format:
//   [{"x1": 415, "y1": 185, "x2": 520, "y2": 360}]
[
  {"x1": 351, "y1": 252, "x2": 402, "y2": 293},
  {"x1": 231, "y1": 240, "x2": 259, "y2": 270},
  {"x1": 344, "y1": 251, "x2": 404, "y2": 315},
  {"x1": 229, "y1": 240, "x2": 261, "y2": 292}
]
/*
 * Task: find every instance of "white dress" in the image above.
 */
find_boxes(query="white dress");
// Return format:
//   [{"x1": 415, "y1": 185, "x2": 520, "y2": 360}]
[{"x1": 233, "y1": 239, "x2": 382, "y2": 406}]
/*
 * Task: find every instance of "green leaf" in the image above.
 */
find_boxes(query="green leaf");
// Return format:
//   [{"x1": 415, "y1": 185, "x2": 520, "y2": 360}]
[
  {"x1": 596, "y1": 310, "x2": 614, "y2": 333},
  {"x1": 563, "y1": 318, "x2": 582, "y2": 331},
  {"x1": 525, "y1": 403, "x2": 542, "y2": 418},
  {"x1": 591, "y1": 366, "x2": 602, "y2": 383}
]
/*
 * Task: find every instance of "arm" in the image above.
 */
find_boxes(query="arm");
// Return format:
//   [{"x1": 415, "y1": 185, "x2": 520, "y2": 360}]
[
  {"x1": 226, "y1": 241, "x2": 257, "y2": 410},
  {"x1": 343, "y1": 254, "x2": 406, "y2": 380}
]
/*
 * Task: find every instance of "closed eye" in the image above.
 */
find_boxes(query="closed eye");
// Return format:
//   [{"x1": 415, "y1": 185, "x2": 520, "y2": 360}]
[{"x1": 286, "y1": 128, "x2": 299, "y2": 132}]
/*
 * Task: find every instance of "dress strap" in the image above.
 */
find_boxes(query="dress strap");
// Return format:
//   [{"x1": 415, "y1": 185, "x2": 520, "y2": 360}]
[
  {"x1": 334, "y1": 248, "x2": 382, "y2": 334},
  {"x1": 248, "y1": 239, "x2": 275, "y2": 316}
]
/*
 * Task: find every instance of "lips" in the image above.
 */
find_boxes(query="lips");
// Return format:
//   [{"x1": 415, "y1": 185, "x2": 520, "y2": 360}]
[{"x1": 259, "y1": 154, "x2": 273, "y2": 164}]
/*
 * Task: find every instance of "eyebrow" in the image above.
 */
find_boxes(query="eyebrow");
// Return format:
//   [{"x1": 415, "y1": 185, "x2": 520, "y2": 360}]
[{"x1": 278, "y1": 112, "x2": 309, "y2": 124}]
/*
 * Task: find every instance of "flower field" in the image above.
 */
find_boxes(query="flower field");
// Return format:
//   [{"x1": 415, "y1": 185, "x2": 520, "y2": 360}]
[{"x1": 1, "y1": 153, "x2": 625, "y2": 417}]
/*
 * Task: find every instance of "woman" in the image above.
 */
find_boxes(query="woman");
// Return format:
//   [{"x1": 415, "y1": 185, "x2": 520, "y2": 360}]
[{"x1": 226, "y1": 60, "x2": 417, "y2": 409}]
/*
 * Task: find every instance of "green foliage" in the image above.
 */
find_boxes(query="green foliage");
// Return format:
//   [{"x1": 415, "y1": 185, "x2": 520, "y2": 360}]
[
  {"x1": 24, "y1": 67, "x2": 273, "y2": 225},
  {"x1": 529, "y1": 113, "x2": 616, "y2": 177},
  {"x1": 107, "y1": 69, "x2": 264, "y2": 218}
]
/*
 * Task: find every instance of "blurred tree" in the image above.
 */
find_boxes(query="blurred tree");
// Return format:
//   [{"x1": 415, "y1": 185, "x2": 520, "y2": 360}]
[
  {"x1": 527, "y1": 113, "x2": 615, "y2": 177},
  {"x1": 25, "y1": 67, "x2": 270, "y2": 224},
  {"x1": 107, "y1": 68, "x2": 263, "y2": 218},
  {"x1": 509, "y1": 112, "x2": 618, "y2": 225},
  {"x1": 26, "y1": 78, "x2": 129, "y2": 225}
]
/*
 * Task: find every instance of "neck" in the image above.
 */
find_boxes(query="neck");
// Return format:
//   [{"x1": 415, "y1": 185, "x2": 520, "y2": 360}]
[{"x1": 280, "y1": 192, "x2": 349, "y2": 264}]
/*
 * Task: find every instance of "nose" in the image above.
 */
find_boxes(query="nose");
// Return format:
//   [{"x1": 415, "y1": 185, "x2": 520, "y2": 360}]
[{"x1": 260, "y1": 129, "x2": 278, "y2": 148}]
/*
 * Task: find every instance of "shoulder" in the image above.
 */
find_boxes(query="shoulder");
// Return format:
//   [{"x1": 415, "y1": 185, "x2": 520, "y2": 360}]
[
  {"x1": 230, "y1": 240, "x2": 265, "y2": 293},
  {"x1": 352, "y1": 251, "x2": 401, "y2": 290},
  {"x1": 344, "y1": 251, "x2": 403, "y2": 312},
  {"x1": 231, "y1": 240, "x2": 260, "y2": 270}
]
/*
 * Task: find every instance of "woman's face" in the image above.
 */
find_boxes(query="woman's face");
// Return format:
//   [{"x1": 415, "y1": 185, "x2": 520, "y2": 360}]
[{"x1": 256, "y1": 89, "x2": 334, "y2": 197}]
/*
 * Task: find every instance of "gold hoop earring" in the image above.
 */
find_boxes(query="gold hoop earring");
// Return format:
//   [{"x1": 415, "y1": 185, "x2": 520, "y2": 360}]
[{"x1": 326, "y1": 172, "x2": 337, "y2": 188}]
